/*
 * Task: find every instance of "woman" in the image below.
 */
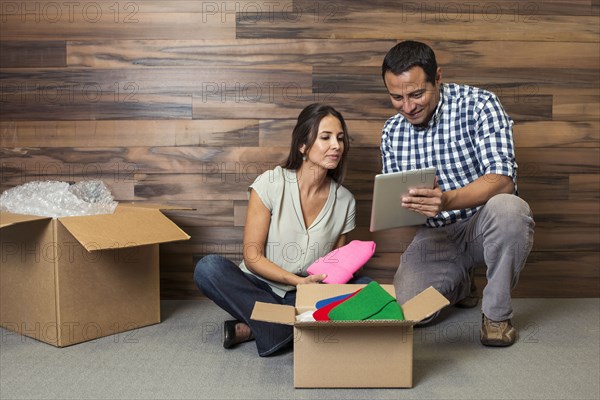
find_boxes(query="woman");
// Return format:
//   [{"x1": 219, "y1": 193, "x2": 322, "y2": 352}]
[{"x1": 193, "y1": 103, "x2": 370, "y2": 357}]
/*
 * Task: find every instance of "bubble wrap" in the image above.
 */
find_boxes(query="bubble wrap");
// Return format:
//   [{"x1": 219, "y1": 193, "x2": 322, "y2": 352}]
[{"x1": 0, "y1": 180, "x2": 118, "y2": 218}]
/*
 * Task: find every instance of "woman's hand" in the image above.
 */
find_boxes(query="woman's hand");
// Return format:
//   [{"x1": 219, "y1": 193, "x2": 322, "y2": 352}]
[{"x1": 296, "y1": 274, "x2": 327, "y2": 285}]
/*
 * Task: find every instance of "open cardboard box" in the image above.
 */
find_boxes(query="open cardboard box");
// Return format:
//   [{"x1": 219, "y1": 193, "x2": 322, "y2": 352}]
[
  {"x1": 0, "y1": 203, "x2": 190, "y2": 347},
  {"x1": 251, "y1": 284, "x2": 449, "y2": 388}
]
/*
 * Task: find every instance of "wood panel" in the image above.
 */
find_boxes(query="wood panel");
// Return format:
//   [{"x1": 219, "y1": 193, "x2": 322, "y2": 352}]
[
  {"x1": 0, "y1": 13, "x2": 235, "y2": 40},
  {"x1": 66, "y1": 39, "x2": 395, "y2": 68},
  {"x1": 64, "y1": 39, "x2": 600, "y2": 69},
  {"x1": 0, "y1": 67, "x2": 310, "y2": 120},
  {"x1": 0, "y1": 120, "x2": 260, "y2": 147},
  {"x1": 0, "y1": 67, "x2": 310, "y2": 96},
  {"x1": 0, "y1": 41, "x2": 66, "y2": 68},
  {"x1": 510, "y1": 251, "x2": 600, "y2": 297},
  {"x1": 514, "y1": 121, "x2": 600, "y2": 148},
  {"x1": 237, "y1": 12, "x2": 599, "y2": 42},
  {"x1": 569, "y1": 175, "x2": 600, "y2": 199},
  {"x1": 288, "y1": 0, "x2": 597, "y2": 16},
  {"x1": 0, "y1": 93, "x2": 193, "y2": 120},
  {"x1": 0, "y1": 1, "x2": 294, "y2": 15},
  {"x1": 425, "y1": 41, "x2": 599, "y2": 69},
  {"x1": 553, "y1": 95, "x2": 600, "y2": 121},
  {"x1": 1, "y1": 0, "x2": 598, "y2": 299}
]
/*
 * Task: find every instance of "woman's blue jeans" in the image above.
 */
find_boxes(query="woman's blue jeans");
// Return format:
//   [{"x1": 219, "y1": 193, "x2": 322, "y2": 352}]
[{"x1": 193, "y1": 254, "x2": 371, "y2": 357}]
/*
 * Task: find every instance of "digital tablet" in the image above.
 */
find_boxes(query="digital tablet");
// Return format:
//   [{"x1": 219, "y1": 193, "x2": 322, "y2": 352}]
[{"x1": 369, "y1": 167, "x2": 437, "y2": 232}]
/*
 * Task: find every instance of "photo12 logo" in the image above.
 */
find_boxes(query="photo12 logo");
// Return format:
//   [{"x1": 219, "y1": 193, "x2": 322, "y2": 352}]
[
  {"x1": 200, "y1": 161, "x2": 279, "y2": 184},
  {"x1": 0, "y1": 2, "x2": 140, "y2": 23},
  {"x1": 199, "y1": 81, "x2": 338, "y2": 104},
  {"x1": 201, "y1": 1, "x2": 340, "y2": 23},
  {"x1": 200, "y1": 81, "x2": 303, "y2": 104},
  {"x1": 0, "y1": 161, "x2": 138, "y2": 186},
  {"x1": 0, "y1": 81, "x2": 139, "y2": 105},
  {"x1": 0, "y1": 241, "x2": 143, "y2": 265},
  {"x1": 1, "y1": 321, "x2": 140, "y2": 344},
  {"x1": 398, "y1": 2, "x2": 540, "y2": 23}
]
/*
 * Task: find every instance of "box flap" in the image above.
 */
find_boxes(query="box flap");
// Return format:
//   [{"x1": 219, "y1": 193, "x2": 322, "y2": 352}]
[
  {"x1": 57, "y1": 206, "x2": 190, "y2": 251},
  {"x1": 0, "y1": 211, "x2": 51, "y2": 229},
  {"x1": 401, "y1": 286, "x2": 450, "y2": 322},
  {"x1": 251, "y1": 302, "x2": 296, "y2": 325},
  {"x1": 119, "y1": 203, "x2": 195, "y2": 211}
]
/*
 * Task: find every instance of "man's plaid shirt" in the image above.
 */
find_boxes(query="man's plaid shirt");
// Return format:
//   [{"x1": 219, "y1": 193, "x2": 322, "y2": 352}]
[{"x1": 381, "y1": 83, "x2": 517, "y2": 227}]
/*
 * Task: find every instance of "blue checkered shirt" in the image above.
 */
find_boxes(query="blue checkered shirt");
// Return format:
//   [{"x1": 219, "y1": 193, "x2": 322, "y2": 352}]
[{"x1": 381, "y1": 83, "x2": 517, "y2": 227}]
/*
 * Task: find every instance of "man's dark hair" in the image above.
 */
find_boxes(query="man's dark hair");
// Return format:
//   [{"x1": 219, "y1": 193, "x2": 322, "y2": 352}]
[{"x1": 382, "y1": 41, "x2": 438, "y2": 85}]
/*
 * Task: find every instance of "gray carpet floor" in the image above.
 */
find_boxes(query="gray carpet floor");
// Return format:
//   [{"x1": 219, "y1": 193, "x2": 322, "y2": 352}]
[{"x1": 1, "y1": 298, "x2": 599, "y2": 400}]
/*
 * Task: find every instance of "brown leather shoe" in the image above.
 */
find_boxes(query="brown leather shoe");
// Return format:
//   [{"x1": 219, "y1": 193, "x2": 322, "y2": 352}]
[
  {"x1": 455, "y1": 269, "x2": 479, "y2": 308},
  {"x1": 480, "y1": 314, "x2": 517, "y2": 347}
]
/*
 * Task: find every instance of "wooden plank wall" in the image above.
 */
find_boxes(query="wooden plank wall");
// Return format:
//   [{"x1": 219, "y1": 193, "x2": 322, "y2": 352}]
[{"x1": 1, "y1": 0, "x2": 598, "y2": 299}]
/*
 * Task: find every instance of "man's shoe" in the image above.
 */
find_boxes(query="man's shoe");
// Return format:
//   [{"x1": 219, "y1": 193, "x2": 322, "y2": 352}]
[
  {"x1": 455, "y1": 269, "x2": 479, "y2": 308},
  {"x1": 480, "y1": 314, "x2": 517, "y2": 347}
]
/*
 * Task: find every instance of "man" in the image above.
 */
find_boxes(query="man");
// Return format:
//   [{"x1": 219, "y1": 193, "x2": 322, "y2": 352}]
[{"x1": 380, "y1": 41, "x2": 535, "y2": 346}]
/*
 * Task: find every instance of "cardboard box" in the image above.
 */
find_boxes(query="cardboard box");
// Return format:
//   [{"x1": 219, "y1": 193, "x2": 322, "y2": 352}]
[
  {"x1": 0, "y1": 203, "x2": 190, "y2": 347},
  {"x1": 251, "y1": 284, "x2": 449, "y2": 388}
]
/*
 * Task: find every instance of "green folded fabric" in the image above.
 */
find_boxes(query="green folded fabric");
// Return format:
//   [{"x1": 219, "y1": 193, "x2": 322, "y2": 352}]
[
  {"x1": 328, "y1": 281, "x2": 404, "y2": 321},
  {"x1": 366, "y1": 300, "x2": 404, "y2": 321}
]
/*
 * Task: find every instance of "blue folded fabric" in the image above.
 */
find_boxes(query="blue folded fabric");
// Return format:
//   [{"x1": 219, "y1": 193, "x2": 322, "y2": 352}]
[{"x1": 315, "y1": 292, "x2": 355, "y2": 309}]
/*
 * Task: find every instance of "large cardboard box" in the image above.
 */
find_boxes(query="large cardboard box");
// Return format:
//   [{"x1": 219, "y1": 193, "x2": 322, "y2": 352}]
[
  {"x1": 0, "y1": 203, "x2": 190, "y2": 347},
  {"x1": 251, "y1": 284, "x2": 449, "y2": 388}
]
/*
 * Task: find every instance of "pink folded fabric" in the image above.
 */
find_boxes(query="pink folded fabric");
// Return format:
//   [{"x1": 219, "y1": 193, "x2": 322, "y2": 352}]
[{"x1": 307, "y1": 240, "x2": 376, "y2": 284}]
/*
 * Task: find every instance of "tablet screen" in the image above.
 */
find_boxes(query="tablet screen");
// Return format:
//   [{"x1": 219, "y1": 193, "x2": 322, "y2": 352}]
[{"x1": 369, "y1": 167, "x2": 436, "y2": 232}]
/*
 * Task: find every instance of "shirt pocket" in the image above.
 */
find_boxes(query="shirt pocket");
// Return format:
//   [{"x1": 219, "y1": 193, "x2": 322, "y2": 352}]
[{"x1": 439, "y1": 139, "x2": 480, "y2": 181}]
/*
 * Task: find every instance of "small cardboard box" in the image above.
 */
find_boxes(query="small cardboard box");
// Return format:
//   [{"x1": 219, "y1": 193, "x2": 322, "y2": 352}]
[
  {"x1": 251, "y1": 284, "x2": 449, "y2": 388},
  {"x1": 0, "y1": 203, "x2": 190, "y2": 347}
]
